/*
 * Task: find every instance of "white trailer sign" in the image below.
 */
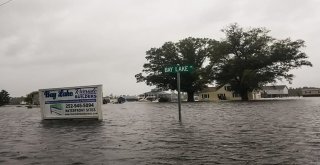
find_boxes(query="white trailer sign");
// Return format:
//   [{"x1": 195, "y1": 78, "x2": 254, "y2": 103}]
[{"x1": 39, "y1": 85, "x2": 103, "y2": 120}]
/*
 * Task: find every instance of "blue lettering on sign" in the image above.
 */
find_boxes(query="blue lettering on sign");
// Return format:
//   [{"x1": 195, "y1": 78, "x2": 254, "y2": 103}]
[
  {"x1": 44, "y1": 90, "x2": 74, "y2": 100},
  {"x1": 58, "y1": 90, "x2": 73, "y2": 97},
  {"x1": 75, "y1": 88, "x2": 97, "y2": 95},
  {"x1": 44, "y1": 91, "x2": 57, "y2": 100}
]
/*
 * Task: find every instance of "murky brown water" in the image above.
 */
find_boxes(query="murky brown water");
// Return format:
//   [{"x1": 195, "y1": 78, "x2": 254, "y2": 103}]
[{"x1": 1, "y1": 98, "x2": 320, "y2": 164}]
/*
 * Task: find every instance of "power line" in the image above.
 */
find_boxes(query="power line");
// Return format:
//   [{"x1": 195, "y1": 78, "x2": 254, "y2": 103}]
[{"x1": 0, "y1": 0, "x2": 14, "y2": 7}]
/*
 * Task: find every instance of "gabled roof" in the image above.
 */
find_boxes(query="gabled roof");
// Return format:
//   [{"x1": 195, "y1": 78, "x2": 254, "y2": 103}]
[
  {"x1": 199, "y1": 87, "x2": 217, "y2": 93},
  {"x1": 262, "y1": 85, "x2": 288, "y2": 90}
]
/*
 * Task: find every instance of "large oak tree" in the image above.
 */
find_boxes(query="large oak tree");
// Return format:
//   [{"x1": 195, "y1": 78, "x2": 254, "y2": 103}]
[
  {"x1": 210, "y1": 24, "x2": 312, "y2": 100},
  {"x1": 135, "y1": 37, "x2": 216, "y2": 102}
]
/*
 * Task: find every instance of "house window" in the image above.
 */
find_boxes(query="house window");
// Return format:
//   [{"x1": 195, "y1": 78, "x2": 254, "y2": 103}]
[
  {"x1": 202, "y1": 94, "x2": 210, "y2": 99},
  {"x1": 232, "y1": 92, "x2": 240, "y2": 98},
  {"x1": 217, "y1": 94, "x2": 226, "y2": 100},
  {"x1": 224, "y1": 86, "x2": 232, "y2": 91}
]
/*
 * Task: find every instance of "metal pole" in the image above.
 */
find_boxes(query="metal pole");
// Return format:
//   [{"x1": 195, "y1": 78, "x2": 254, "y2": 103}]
[{"x1": 177, "y1": 71, "x2": 181, "y2": 122}]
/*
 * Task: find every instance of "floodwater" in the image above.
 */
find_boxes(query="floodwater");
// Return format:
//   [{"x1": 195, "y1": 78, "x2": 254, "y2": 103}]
[{"x1": 0, "y1": 98, "x2": 320, "y2": 165}]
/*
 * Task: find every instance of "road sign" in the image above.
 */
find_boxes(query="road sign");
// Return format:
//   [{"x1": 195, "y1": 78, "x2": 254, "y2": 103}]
[
  {"x1": 163, "y1": 64, "x2": 194, "y2": 122},
  {"x1": 164, "y1": 65, "x2": 193, "y2": 73}
]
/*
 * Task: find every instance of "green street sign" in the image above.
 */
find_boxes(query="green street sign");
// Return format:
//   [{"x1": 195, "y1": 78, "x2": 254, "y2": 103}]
[
  {"x1": 163, "y1": 65, "x2": 194, "y2": 121},
  {"x1": 164, "y1": 65, "x2": 193, "y2": 73},
  {"x1": 163, "y1": 65, "x2": 193, "y2": 121}
]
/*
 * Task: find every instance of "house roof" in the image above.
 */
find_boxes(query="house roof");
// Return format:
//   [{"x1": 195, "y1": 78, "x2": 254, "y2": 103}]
[
  {"x1": 302, "y1": 88, "x2": 320, "y2": 91},
  {"x1": 199, "y1": 87, "x2": 217, "y2": 93},
  {"x1": 140, "y1": 91, "x2": 171, "y2": 95},
  {"x1": 123, "y1": 96, "x2": 139, "y2": 99},
  {"x1": 262, "y1": 85, "x2": 288, "y2": 90}
]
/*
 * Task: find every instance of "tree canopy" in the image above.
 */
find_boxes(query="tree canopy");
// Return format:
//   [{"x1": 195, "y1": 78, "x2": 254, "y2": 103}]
[
  {"x1": 0, "y1": 89, "x2": 10, "y2": 106},
  {"x1": 210, "y1": 24, "x2": 312, "y2": 100},
  {"x1": 25, "y1": 91, "x2": 39, "y2": 105},
  {"x1": 136, "y1": 24, "x2": 312, "y2": 101},
  {"x1": 135, "y1": 37, "x2": 217, "y2": 102}
]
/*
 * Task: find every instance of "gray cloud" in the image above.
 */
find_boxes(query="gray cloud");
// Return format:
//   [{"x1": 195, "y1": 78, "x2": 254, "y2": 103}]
[{"x1": 1, "y1": 0, "x2": 319, "y2": 96}]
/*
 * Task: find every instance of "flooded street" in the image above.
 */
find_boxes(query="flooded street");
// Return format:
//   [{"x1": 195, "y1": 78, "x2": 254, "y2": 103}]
[{"x1": 1, "y1": 98, "x2": 320, "y2": 164}]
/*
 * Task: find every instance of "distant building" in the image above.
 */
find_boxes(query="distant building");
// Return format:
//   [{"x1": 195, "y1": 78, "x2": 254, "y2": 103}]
[
  {"x1": 198, "y1": 85, "x2": 261, "y2": 101},
  {"x1": 139, "y1": 88, "x2": 178, "y2": 101},
  {"x1": 123, "y1": 96, "x2": 139, "y2": 102},
  {"x1": 262, "y1": 85, "x2": 288, "y2": 98},
  {"x1": 302, "y1": 88, "x2": 320, "y2": 97}
]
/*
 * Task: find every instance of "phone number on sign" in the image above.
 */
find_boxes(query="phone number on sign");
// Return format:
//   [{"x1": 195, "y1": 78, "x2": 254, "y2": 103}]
[{"x1": 65, "y1": 103, "x2": 94, "y2": 109}]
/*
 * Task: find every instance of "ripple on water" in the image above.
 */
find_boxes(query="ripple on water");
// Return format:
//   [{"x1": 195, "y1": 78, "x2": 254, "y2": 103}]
[{"x1": 0, "y1": 98, "x2": 320, "y2": 164}]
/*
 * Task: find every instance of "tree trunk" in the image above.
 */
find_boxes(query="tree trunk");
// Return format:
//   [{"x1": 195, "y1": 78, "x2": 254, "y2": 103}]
[
  {"x1": 240, "y1": 90, "x2": 249, "y2": 101},
  {"x1": 187, "y1": 91, "x2": 195, "y2": 102}
]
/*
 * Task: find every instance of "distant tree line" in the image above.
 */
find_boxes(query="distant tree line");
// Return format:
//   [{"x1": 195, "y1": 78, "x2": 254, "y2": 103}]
[
  {"x1": 136, "y1": 23, "x2": 312, "y2": 101},
  {"x1": 0, "y1": 89, "x2": 39, "y2": 106},
  {"x1": 9, "y1": 96, "x2": 25, "y2": 105},
  {"x1": 24, "y1": 91, "x2": 39, "y2": 105},
  {"x1": 288, "y1": 88, "x2": 303, "y2": 97}
]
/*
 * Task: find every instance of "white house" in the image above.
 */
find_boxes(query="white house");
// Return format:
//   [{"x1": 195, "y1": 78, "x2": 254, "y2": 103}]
[
  {"x1": 198, "y1": 85, "x2": 261, "y2": 101},
  {"x1": 139, "y1": 88, "x2": 179, "y2": 101},
  {"x1": 262, "y1": 85, "x2": 288, "y2": 98}
]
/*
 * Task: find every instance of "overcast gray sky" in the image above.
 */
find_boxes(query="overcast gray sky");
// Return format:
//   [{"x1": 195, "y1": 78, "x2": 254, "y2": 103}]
[{"x1": 1, "y1": 0, "x2": 319, "y2": 97}]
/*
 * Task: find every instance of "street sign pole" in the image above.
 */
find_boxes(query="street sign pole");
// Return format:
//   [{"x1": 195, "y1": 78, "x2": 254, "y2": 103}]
[
  {"x1": 164, "y1": 64, "x2": 193, "y2": 122},
  {"x1": 177, "y1": 71, "x2": 181, "y2": 122}
]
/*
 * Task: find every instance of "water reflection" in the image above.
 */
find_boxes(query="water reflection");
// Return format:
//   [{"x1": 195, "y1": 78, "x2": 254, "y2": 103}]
[
  {"x1": 33, "y1": 120, "x2": 106, "y2": 164},
  {"x1": 40, "y1": 119, "x2": 104, "y2": 128}
]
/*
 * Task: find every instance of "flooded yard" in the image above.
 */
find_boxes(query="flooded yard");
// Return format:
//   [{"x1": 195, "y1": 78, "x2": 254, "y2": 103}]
[{"x1": 0, "y1": 98, "x2": 320, "y2": 164}]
